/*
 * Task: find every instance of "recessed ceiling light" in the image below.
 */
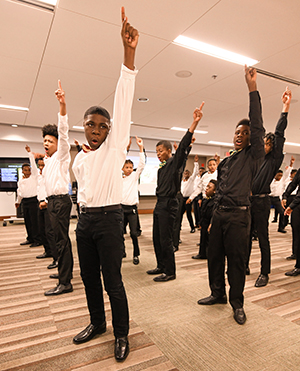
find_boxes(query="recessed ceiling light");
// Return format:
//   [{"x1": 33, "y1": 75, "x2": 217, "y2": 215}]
[
  {"x1": 171, "y1": 126, "x2": 208, "y2": 134},
  {"x1": 175, "y1": 71, "x2": 192, "y2": 78},
  {"x1": 173, "y1": 35, "x2": 259, "y2": 66},
  {"x1": 11, "y1": 124, "x2": 18, "y2": 128},
  {"x1": 72, "y1": 126, "x2": 84, "y2": 130},
  {"x1": 0, "y1": 104, "x2": 29, "y2": 112},
  {"x1": 137, "y1": 97, "x2": 149, "y2": 102},
  {"x1": 209, "y1": 140, "x2": 233, "y2": 147}
]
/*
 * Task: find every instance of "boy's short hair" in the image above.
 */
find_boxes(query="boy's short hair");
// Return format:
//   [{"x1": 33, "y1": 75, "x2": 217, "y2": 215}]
[
  {"x1": 291, "y1": 169, "x2": 297, "y2": 175},
  {"x1": 84, "y1": 106, "x2": 111, "y2": 123},
  {"x1": 264, "y1": 132, "x2": 275, "y2": 146},
  {"x1": 22, "y1": 163, "x2": 30, "y2": 170},
  {"x1": 277, "y1": 170, "x2": 283, "y2": 174},
  {"x1": 42, "y1": 124, "x2": 58, "y2": 139},
  {"x1": 236, "y1": 118, "x2": 250, "y2": 128},
  {"x1": 199, "y1": 166, "x2": 205, "y2": 170},
  {"x1": 156, "y1": 140, "x2": 172, "y2": 151},
  {"x1": 207, "y1": 158, "x2": 217, "y2": 165},
  {"x1": 209, "y1": 179, "x2": 217, "y2": 188},
  {"x1": 124, "y1": 159, "x2": 134, "y2": 166}
]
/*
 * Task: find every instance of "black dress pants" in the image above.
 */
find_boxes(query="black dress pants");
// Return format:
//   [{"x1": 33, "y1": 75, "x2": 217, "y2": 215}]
[
  {"x1": 292, "y1": 207, "x2": 300, "y2": 268},
  {"x1": 47, "y1": 195, "x2": 73, "y2": 285},
  {"x1": 153, "y1": 197, "x2": 178, "y2": 276},
  {"x1": 247, "y1": 196, "x2": 271, "y2": 275},
  {"x1": 121, "y1": 204, "x2": 140, "y2": 257},
  {"x1": 198, "y1": 222, "x2": 209, "y2": 258},
  {"x1": 208, "y1": 207, "x2": 250, "y2": 310},
  {"x1": 22, "y1": 196, "x2": 41, "y2": 244},
  {"x1": 172, "y1": 192, "x2": 184, "y2": 249},
  {"x1": 38, "y1": 207, "x2": 58, "y2": 260},
  {"x1": 76, "y1": 208, "x2": 129, "y2": 338},
  {"x1": 269, "y1": 196, "x2": 285, "y2": 230},
  {"x1": 180, "y1": 197, "x2": 195, "y2": 230}
]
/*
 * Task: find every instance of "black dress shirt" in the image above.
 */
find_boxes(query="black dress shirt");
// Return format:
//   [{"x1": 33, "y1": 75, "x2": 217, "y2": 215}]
[
  {"x1": 216, "y1": 91, "x2": 265, "y2": 207},
  {"x1": 283, "y1": 168, "x2": 300, "y2": 210},
  {"x1": 156, "y1": 130, "x2": 192, "y2": 198},
  {"x1": 251, "y1": 112, "x2": 287, "y2": 195}
]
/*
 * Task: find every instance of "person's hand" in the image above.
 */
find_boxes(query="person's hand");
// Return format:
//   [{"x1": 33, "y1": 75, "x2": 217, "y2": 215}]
[
  {"x1": 198, "y1": 199, "x2": 202, "y2": 207},
  {"x1": 282, "y1": 87, "x2": 292, "y2": 106},
  {"x1": 193, "y1": 102, "x2": 205, "y2": 123},
  {"x1": 186, "y1": 198, "x2": 192, "y2": 204},
  {"x1": 191, "y1": 136, "x2": 196, "y2": 144},
  {"x1": 207, "y1": 224, "x2": 211, "y2": 233},
  {"x1": 194, "y1": 155, "x2": 199, "y2": 162},
  {"x1": 121, "y1": 7, "x2": 139, "y2": 51},
  {"x1": 214, "y1": 153, "x2": 220, "y2": 165},
  {"x1": 173, "y1": 142, "x2": 178, "y2": 151},
  {"x1": 55, "y1": 80, "x2": 66, "y2": 105},
  {"x1": 290, "y1": 155, "x2": 295, "y2": 167},
  {"x1": 136, "y1": 136, "x2": 143, "y2": 150},
  {"x1": 25, "y1": 145, "x2": 30, "y2": 153},
  {"x1": 74, "y1": 139, "x2": 79, "y2": 146},
  {"x1": 39, "y1": 201, "x2": 47, "y2": 210},
  {"x1": 285, "y1": 206, "x2": 293, "y2": 216},
  {"x1": 281, "y1": 199, "x2": 287, "y2": 209},
  {"x1": 245, "y1": 65, "x2": 257, "y2": 92},
  {"x1": 15, "y1": 203, "x2": 20, "y2": 209}
]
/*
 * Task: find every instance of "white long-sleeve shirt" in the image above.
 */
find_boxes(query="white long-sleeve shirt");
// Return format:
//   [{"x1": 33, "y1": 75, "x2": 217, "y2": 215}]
[
  {"x1": 181, "y1": 162, "x2": 199, "y2": 198},
  {"x1": 72, "y1": 64, "x2": 138, "y2": 207},
  {"x1": 122, "y1": 152, "x2": 145, "y2": 205},
  {"x1": 16, "y1": 152, "x2": 38, "y2": 203},
  {"x1": 37, "y1": 174, "x2": 47, "y2": 202},
  {"x1": 189, "y1": 170, "x2": 218, "y2": 201},
  {"x1": 269, "y1": 166, "x2": 292, "y2": 198},
  {"x1": 43, "y1": 114, "x2": 71, "y2": 197}
]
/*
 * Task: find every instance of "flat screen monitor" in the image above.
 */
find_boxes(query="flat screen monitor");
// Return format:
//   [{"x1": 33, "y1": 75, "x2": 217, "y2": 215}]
[{"x1": 0, "y1": 157, "x2": 30, "y2": 192}]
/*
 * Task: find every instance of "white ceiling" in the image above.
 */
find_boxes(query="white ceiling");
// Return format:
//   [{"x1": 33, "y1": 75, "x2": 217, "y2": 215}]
[{"x1": 1, "y1": 0, "x2": 300, "y2": 154}]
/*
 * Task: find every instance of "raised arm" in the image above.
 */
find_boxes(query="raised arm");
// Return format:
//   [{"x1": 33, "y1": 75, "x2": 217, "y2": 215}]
[
  {"x1": 121, "y1": 7, "x2": 139, "y2": 71},
  {"x1": 55, "y1": 80, "x2": 70, "y2": 161},
  {"x1": 245, "y1": 66, "x2": 265, "y2": 159},
  {"x1": 135, "y1": 136, "x2": 146, "y2": 177},
  {"x1": 189, "y1": 102, "x2": 205, "y2": 134},
  {"x1": 25, "y1": 145, "x2": 38, "y2": 177}
]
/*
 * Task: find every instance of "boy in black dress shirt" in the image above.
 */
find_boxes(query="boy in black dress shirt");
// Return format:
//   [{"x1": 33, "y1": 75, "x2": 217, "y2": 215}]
[
  {"x1": 198, "y1": 66, "x2": 265, "y2": 325},
  {"x1": 246, "y1": 87, "x2": 291, "y2": 287},
  {"x1": 192, "y1": 179, "x2": 217, "y2": 259},
  {"x1": 147, "y1": 102, "x2": 205, "y2": 282}
]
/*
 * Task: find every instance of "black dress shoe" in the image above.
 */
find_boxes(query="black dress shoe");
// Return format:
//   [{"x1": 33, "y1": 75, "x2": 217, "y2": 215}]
[
  {"x1": 20, "y1": 240, "x2": 32, "y2": 245},
  {"x1": 255, "y1": 274, "x2": 269, "y2": 287},
  {"x1": 278, "y1": 229, "x2": 287, "y2": 233},
  {"x1": 197, "y1": 295, "x2": 227, "y2": 305},
  {"x1": 146, "y1": 267, "x2": 164, "y2": 275},
  {"x1": 153, "y1": 273, "x2": 176, "y2": 282},
  {"x1": 30, "y1": 242, "x2": 42, "y2": 247},
  {"x1": 233, "y1": 308, "x2": 246, "y2": 325},
  {"x1": 286, "y1": 254, "x2": 296, "y2": 260},
  {"x1": 115, "y1": 336, "x2": 129, "y2": 362},
  {"x1": 192, "y1": 254, "x2": 206, "y2": 259},
  {"x1": 49, "y1": 273, "x2": 59, "y2": 279},
  {"x1": 44, "y1": 283, "x2": 73, "y2": 296},
  {"x1": 47, "y1": 260, "x2": 58, "y2": 269},
  {"x1": 36, "y1": 252, "x2": 52, "y2": 259},
  {"x1": 190, "y1": 229, "x2": 196, "y2": 233},
  {"x1": 285, "y1": 268, "x2": 300, "y2": 276},
  {"x1": 133, "y1": 256, "x2": 139, "y2": 265},
  {"x1": 73, "y1": 322, "x2": 106, "y2": 344}
]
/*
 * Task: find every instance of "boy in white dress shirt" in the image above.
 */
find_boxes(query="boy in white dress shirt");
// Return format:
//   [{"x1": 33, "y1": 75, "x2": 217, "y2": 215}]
[
  {"x1": 42, "y1": 82, "x2": 73, "y2": 296},
  {"x1": 121, "y1": 136, "x2": 145, "y2": 265},
  {"x1": 15, "y1": 145, "x2": 41, "y2": 247},
  {"x1": 72, "y1": 8, "x2": 138, "y2": 362}
]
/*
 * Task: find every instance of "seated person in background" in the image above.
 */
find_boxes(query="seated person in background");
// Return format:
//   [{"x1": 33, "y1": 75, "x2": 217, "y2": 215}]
[{"x1": 121, "y1": 136, "x2": 145, "y2": 265}]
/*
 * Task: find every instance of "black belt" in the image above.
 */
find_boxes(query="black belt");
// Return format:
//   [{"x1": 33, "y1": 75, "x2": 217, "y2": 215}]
[
  {"x1": 47, "y1": 194, "x2": 69, "y2": 201},
  {"x1": 80, "y1": 204, "x2": 122, "y2": 214},
  {"x1": 218, "y1": 205, "x2": 249, "y2": 211},
  {"x1": 252, "y1": 194, "x2": 269, "y2": 198}
]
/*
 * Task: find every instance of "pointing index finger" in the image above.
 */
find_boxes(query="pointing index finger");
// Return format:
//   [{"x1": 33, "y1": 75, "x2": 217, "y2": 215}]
[
  {"x1": 199, "y1": 101, "x2": 205, "y2": 110},
  {"x1": 58, "y1": 80, "x2": 62, "y2": 90},
  {"x1": 121, "y1": 6, "x2": 126, "y2": 22}
]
